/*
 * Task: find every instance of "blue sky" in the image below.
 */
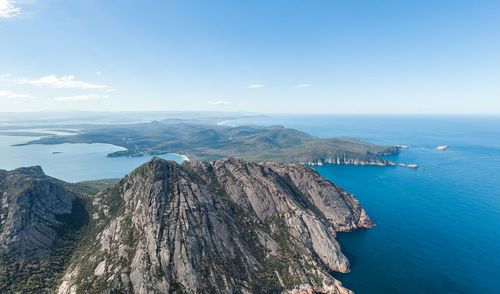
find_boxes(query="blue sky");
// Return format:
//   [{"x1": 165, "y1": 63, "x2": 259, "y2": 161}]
[{"x1": 1, "y1": 0, "x2": 499, "y2": 113}]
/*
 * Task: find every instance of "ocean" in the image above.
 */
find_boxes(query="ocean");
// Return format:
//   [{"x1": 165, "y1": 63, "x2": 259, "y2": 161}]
[
  {"x1": 225, "y1": 115, "x2": 500, "y2": 294},
  {"x1": 2, "y1": 115, "x2": 499, "y2": 293},
  {"x1": 0, "y1": 135, "x2": 185, "y2": 182}
]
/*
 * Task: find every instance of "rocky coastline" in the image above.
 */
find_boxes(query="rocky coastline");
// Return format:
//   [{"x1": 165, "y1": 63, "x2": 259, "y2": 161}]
[
  {"x1": 0, "y1": 158, "x2": 376, "y2": 293},
  {"x1": 301, "y1": 157, "x2": 395, "y2": 166}
]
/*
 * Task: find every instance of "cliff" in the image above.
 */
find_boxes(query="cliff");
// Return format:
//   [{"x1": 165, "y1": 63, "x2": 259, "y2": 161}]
[
  {"x1": 0, "y1": 166, "x2": 82, "y2": 259},
  {"x1": 58, "y1": 158, "x2": 372, "y2": 294},
  {"x1": 0, "y1": 166, "x2": 89, "y2": 292}
]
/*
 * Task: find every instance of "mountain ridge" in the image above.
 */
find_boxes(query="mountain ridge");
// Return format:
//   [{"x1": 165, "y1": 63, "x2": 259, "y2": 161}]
[
  {"x1": 0, "y1": 158, "x2": 373, "y2": 293},
  {"x1": 58, "y1": 157, "x2": 371, "y2": 294}
]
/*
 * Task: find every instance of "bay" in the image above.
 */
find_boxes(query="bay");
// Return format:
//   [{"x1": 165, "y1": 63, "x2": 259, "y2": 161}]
[{"x1": 0, "y1": 135, "x2": 185, "y2": 183}]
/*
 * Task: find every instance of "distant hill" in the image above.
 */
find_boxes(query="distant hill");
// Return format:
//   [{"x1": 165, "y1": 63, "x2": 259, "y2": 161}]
[{"x1": 17, "y1": 122, "x2": 399, "y2": 166}]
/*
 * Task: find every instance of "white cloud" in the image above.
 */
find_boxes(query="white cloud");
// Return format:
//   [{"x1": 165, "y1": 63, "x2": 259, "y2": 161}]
[
  {"x1": 20, "y1": 75, "x2": 108, "y2": 89},
  {"x1": 0, "y1": 74, "x2": 11, "y2": 82},
  {"x1": 208, "y1": 100, "x2": 231, "y2": 105},
  {"x1": 54, "y1": 94, "x2": 108, "y2": 101},
  {"x1": 96, "y1": 71, "x2": 102, "y2": 75},
  {"x1": 0, "y1": 90, "x2": 35, "y2": 99},
  {"x1": 0, "y1": 0, "x2": 20, "y2": 18},
  {"x1": 248, "y1": 84, "x2": 263, "y2": 88},
  {"x1": 296, "y1": 84, "x2": 314, "y2": 88}
]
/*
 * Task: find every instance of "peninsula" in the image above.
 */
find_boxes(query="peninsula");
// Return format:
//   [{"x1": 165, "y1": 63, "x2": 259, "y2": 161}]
[{"x1": 16, "y1": 121, "x2": 400, "y2": 166}]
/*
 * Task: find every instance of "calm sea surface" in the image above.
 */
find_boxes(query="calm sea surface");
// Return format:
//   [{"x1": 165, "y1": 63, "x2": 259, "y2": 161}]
[
  {"x1": 0, "y1": 135, "x2": 184, "y2": 182},
  {"x1": 2, "y1": 115, "x2": 500, "y2": 293},
  {"x1": 226, "y1": 115, "x2": 500, "y2": 294}
]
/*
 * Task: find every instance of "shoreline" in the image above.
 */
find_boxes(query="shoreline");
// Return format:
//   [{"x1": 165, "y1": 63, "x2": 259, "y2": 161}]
[{"x1": 169, "y1": 153, "x2": 190, "y2": 162}]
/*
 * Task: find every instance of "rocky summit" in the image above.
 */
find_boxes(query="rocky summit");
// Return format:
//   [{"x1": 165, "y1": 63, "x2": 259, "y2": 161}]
[{"x1": 57, "y1": 158, "x2": 372, "y2": 294}]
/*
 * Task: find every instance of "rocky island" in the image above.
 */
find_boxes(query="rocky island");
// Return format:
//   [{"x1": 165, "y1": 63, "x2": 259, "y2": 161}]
[{"x1": 0, "y1": 158, "x2": 373, "y2": 293}]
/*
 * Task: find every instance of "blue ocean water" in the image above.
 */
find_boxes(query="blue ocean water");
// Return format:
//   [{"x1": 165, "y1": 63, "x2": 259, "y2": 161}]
[
  {"x1": 1, "y1": 116, "x2": 499, "y2": 293},
  {"x1": 0, "y1": 135, "x2": 185, "y2": 182},
  {"x1": 227, "y1": 115, "x2": 500, "y2": 293}
]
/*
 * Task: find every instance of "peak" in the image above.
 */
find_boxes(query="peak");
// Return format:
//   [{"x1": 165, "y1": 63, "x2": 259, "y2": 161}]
[
  {"x1": 62, "y1": 154, "x2": 370, "y2": 294},
  {"x1": 12, "y1": 166, "x2": 45, "y2": 176},
  {"x1": 131, "y1": 157, "x2": 183, "y2": 179},
  {"x1": 147, "y1": 157, "x2": 180, "y2": 168}
]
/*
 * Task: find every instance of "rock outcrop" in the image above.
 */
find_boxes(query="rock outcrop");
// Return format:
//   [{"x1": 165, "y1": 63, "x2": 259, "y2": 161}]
[
  {"x1": 300, "y1": 156, "x2": 395, "y2": 166},
  {"x1": 0, "y1": 166, "x2": 81, "y2": 259},
  {"x1": 0, "y1": 166, "x2": 91, "y2": 293},
  {"x1": 58, "y1": 158, "x2": 372, "y2": 294}
]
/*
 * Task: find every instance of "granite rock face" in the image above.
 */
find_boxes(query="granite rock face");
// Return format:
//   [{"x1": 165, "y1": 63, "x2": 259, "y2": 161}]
[
  {"x1": 0, "y1": 166, "x2": 79, "y2": 259},
  {"x1": 58, "y1": 158, "x2": 372, "y2": 294}
]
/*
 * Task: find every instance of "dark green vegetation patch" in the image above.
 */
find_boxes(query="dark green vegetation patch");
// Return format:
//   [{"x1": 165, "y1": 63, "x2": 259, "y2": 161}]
[{"x1": 18, "y1": 122, "x2": 398, "y2": 164}]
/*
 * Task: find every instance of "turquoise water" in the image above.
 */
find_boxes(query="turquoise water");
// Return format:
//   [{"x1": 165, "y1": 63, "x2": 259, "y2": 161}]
[
  {"x1": 228, "y1": 115, "x2": 500, "y2": 293},
  {"x1": 0, "y1": 135, "x2": 185, "y2": 182}
]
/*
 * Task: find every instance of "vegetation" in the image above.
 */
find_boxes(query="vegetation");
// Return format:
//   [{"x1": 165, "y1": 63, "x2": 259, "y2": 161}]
[
  {"x1": 17, "y1": 122, "x2": 398, "y2": 164},
  {"x1": 66, "y1": 178, "x2": 120, "y2": 196}
]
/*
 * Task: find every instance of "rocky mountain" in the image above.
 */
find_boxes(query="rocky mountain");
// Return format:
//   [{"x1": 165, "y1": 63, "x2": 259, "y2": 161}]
[
  {"x1": 0, "y1": 166, "x2": 91, "y2": 259},
  {"x1": 0, "y1": 166, "x2": 89, "y2": 292},
  {"x1": 58, "y1": 158, "x2": 372, "y2": 294}
]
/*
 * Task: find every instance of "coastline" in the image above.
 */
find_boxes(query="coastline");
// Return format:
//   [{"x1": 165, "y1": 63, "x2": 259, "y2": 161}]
[
  {"x1": 300, "y1": 147, "x2": 418, "y2": 168},
  {"x1": 169, "y1": 153, "x2": 190, "y2": 162},
  {"x1": 302, "y1": 159, "x2": 394, "y2": 166}
]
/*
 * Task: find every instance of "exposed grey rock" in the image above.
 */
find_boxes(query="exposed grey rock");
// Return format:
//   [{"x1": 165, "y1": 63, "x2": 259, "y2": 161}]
[
  {"x1": 59, "y1": 158, "x2": 372, "y2": 293},
  {"x1": 0, "y1": 166, "x2": 79, "y2": 259}
]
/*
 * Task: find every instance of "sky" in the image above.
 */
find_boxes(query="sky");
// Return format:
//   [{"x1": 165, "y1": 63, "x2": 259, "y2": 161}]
[{"x1": 0, "y1": 0, "x2": 499, "y2": 114}]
